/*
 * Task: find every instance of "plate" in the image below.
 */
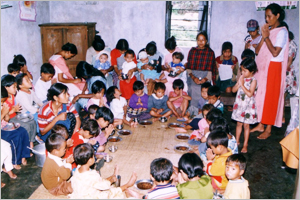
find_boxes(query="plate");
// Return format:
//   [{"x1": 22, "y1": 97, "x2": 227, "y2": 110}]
[
  {"x1": 117, "y1": 130, "x2": 132, "y2": 136},
  {"x1": 2, "y1": 123, "x2": 20, "y2": 131},
  {"x1": 107, "y1": 136, "x2": 122, "y2": 142},
  {"x1": 139, "y1": 120, "x2": 153, "y2": 126},
  {"x1": 135, "y1": 179, "x2": 153, "y2": 190},
  {"x1": 174, "y1": 144, "x2": 192, "y2": 153},
  {"x1": 168, "y1": 123, "x2": 183, "y2": 129},
  {"x1": 16, "y1": 113, "x2": 34, "y2": 122},
  {"x1": 175, "y1": 133, "x2": 190, "y2": 140}
]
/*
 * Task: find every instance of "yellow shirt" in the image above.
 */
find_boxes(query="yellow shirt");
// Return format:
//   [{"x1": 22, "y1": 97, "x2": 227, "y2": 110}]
[{"x1": 223, "y1": 176, "x2": 250, "y2": 199}]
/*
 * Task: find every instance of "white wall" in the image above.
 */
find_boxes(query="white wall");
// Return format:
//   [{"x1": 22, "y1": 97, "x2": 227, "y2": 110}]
[{"x1": 1, "y1": 1, "x2": 50, "y2": 84}]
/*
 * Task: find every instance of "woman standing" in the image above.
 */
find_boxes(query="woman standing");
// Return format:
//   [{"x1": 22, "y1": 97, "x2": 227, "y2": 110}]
[
  {"x1": 251, "y1": 3, "x2": 289, "y2": 139},
  {"x1": 185, "y1": 31, "x2": 217, "y2": 107}
]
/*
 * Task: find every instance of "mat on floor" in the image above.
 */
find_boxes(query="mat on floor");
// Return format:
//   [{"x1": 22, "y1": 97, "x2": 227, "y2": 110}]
[{"x1": 28, "y1": 184, "x2": 68, "y2": 199}]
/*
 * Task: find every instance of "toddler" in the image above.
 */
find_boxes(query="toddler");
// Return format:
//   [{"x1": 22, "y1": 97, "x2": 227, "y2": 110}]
[
  {"x1": 216, "y1": 41, "x2": 239, "y2": 93},
  {"x1": 7, "y1": 63, "x2": 20, "y2": 77},
  {"x1": 167, "y1": 79, "x2": 191, "y2": 121},
  {"x1": 41, "y1": 133, "x2": 74, "y2": 196},
  {"x1": 94, "y1": 53, "x2": 113, "y2": 87},
  {"x1": 128, "y1": 81, "x2": 151, "y2": 124},
  {"x1": 244, "y1": 19, "x2": 262, "y2": 52},
  {"x1": 106, "y1": 86, "x2": 131, "y2": 127},
  {"x1": 205, "y1": 130, "x2": 232, "y2": 193},
  {"x1": 34, "y1": 63, "x2": 56, "y2": 103},
  {"x1": 176, "y1": 153, "x2": 213, "y2": 199},
  {"x1": 224, "y1": 154, "x2": 250, "y2": 199},
  {"x1": 232, "y1": 58, "x2": 258, "y2": 153},
  {"x1": 119, "y1": 49, "x2": 137, "y2": 100},
  {"x1": 13, "y1": 54, "x2": 33, "y2": 81},
  {"x1": 86, "y1": 80, "x2": 108, "y2": 109},
  {"x1": 70, "y1": 143, "x2": 137, "y2": 199},
  {"x1": 147, "y1": 82, "x2": 172, "y2": 120},
  {"x1": 207, "y1": 85, "x2": 224, "y2": 113}
]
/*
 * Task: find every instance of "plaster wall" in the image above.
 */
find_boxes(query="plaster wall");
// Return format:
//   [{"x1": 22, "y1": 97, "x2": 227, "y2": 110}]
[{"x1": 1, "y1": 1, "x2": 50, "y2": 84}]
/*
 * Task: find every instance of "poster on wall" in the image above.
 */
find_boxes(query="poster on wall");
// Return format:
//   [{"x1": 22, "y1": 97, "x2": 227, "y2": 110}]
[
  {"x1": 19, "y1": 1, "x2": 37, "y2": 22},
  {"x1": 255, "y1": 1, "x2": 298, "y2": 11}
]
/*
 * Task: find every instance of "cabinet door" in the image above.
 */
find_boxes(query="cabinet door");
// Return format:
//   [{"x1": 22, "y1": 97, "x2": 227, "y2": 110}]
[{"x1": 41, "y1": 27, "x2": 64, "y2": 63}]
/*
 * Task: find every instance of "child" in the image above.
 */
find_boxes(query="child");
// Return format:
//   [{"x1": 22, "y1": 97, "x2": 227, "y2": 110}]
[
  {"x1": 51, "y1": 124, "x2": 74, "y2": 152},
  {"x1": 147, "y1": 82, "x2": 172, "y2": 120},
  {"x1": 94, "y1": 53, "x2": 113, "y2": 87},
  {"x1": 128, "y1": 81, "x2": 151, "y2": 123},
  {"x1": 216, "y1": 41, "x2": 239, "y2": 93},
  {"x1": 34, "y1": 63, "x2": 56, "y2": 103},
  {"x1": 207, "y1": 85, "x2": 224, "y2": 113},
  {"x1": 41, "y1": 133, "x2": 74, "y2": 196},
  {"x1": 86, "y1": 80, "x2": 108, "y2": 109},
  {"x1": 224, "y1": 154, "x2": 250, "y2": 199},
  {"x1": 231, "y1": 58, "x2": 258, "y2": 153},
  {"x1": 176, "y1": 153, "x2": 213, "y2": 199},
  {"x1": 15, "y1": 73, "x2": 43, "y2": 148},
  {"x1": 7, "y1": 63, "x2": 20, "y2": 77},
  {"x1": 167, "y1": 79, "x2": 191, "y2": 121},
  {"x1": 88, "y1": 104, "x2": 99, "y2": 119},
  {"x1": 241, "y1": 49, "x2": 256, "y2": 60},
  {"x1": 205, "y1": 130, "x2": 233, "y2": 193},
  {"x1": 13, "y1": 54, "x2": 33, "y2": 81},
  {"x1": 119, "y1": 49, "x2": 137, "y2": 100},
  {"x1": 158, "y1": 52, "x2": 187, "y2": 96},
  {"x1": 244, "y1": 19, "x2": 262, "y2": 52},
  {"x1": 69, "y1": 143, "x2": 137, "y2": 199},
  {"x1": 106, "y1": 86, "x2": 130, "y2": 126}
]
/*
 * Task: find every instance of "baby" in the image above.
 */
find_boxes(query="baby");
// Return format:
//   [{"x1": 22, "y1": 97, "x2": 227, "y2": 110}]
[{"x1": 94, "y1": 53, "x2": 110, "y2": 76}]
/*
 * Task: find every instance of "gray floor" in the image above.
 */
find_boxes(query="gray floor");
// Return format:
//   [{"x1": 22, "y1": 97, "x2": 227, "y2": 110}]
[{"x1": 1, "y1": 107, "x2": 297, "y2": 199}]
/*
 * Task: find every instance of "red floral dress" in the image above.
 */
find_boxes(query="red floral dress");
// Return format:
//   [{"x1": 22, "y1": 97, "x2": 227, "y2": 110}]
[{"x1": 231, "y1": 77, "x2": 258, "y2": 124}]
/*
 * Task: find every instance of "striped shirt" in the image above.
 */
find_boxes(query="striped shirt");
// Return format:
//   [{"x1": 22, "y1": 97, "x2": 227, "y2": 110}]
[
  {"x1": 38, "y1": 101, "x2": 78, "y2": 131},
  {"x1": 145, "y1": 183, "x2": 180, "y2": 199}
]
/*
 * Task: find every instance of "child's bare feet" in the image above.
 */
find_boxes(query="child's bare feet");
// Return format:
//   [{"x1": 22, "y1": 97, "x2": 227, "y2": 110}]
[
  {"x1": 241, "y1": 146, "x2": 248, "y2": 153},
  {"x1": 175, "y1": 127, "x2": 187, "y2": 133},
  {"x1": 13, "y1": 165, "x2": 21, "y2": 170},
  {"x1": 7, "y1": 170, "x2": 17, "y2": 179},
  {"x1": 1, "y1": 182, "x2": 6, "y2": 188},
  {"x1": 22, "y1": 158, "x2": 27, "y2": 166}
]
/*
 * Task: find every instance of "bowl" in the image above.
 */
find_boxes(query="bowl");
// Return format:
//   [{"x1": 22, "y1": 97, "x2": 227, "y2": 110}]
[
  {"x1": 118, "y1": 130, "x2": 132, "y2": 136},
  {"x1": 135, "y1": 179, "x2": 153, "y2": 190},
  {"x1": 175, "y1": 133, "x2": 190, "y2": 140},
  {"x1": 104, "y1": 155, "x2": 113, "y2": 162},
  {"x1": 174, "y1": 144, "x2": 192, "y2": 153},
  {"x1": 16, "y1": 113, "x2": 34, "y2": 122},
  {"x1": 139, "y1": 120, "x2": 153, "y2": 126},
  {"x1": 159, "y1": 117, "x2": 167, "y2": 123},
  {"x1": 109, "y1": 130, "x2": 116, "y2": 137},
  {"x1": 108, "y1": 145, "x2": 118, "y2": 153},
  {"x1": 168, "y1": 123, "x2": 183, "y2": 129},
  {"x1": 107, "y1": 136, "x2": 122, "y2": 142},
  {"x1": 116, "y1": 124, "x2": 123, "y2": 130}
]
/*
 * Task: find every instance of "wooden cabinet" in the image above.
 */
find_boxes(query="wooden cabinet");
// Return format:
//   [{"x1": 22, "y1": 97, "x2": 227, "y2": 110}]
[{"x1": 39, "y1": 23, "x2": 96, "y2": 76}]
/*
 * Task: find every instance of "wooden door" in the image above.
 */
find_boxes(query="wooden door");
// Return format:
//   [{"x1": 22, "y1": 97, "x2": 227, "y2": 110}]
[{"x1": 40, "y1": 27, "x2": 63, "y2": 63}]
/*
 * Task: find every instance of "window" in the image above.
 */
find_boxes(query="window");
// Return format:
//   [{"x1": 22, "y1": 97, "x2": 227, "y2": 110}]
[{"x1": 165, "y1": 1, "x2": 211, "y2": 47}]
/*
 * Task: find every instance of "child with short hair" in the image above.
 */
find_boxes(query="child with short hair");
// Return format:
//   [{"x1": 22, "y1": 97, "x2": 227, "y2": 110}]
[
  {"x1": 167, "y1": 79, "x2": 191, "y2": 121},
  {"x1": 147, "y1": 82, "x2": 172, "y2": 120},
  {"x1": 128, "y1": 81, "x2": 151, "y2": 123},
  {"x1": 232, "y1": 58, "x2": 258, "y2": 153},
  {"x1": 86, "y1": 80, "x2": 108, "y2": 109},
  {"x1": 207, "y1": 85, "x2": 224, "y2": 113},
  {"x1": 224, "y1": 154, "x2": 250, "y2": 199},
  {"x1": 205, "y1": 130, "x2": 233, "y2": 193},
  {"x1": 7, "y1": 63, "x2": 20, "y2": 77},
  {"x1": 119, "y1": 49, "x2": 137, "y2": 100},
  {"x1": 13, "y1": 54, "x2": 33, "y2": 81},
  {"x1": 41, "y1": 133, "x2": 74, "y2": 196},
  {"x1": 176, "y1": 153, "x2": 213, "y2": 199},
  {"x1": 241, "y1": 49, "x2": 255, "y2": 60},
  {"x1": 216, "y1": 41, "x2": 239, "y2": 93},
  {"x1": 34, "y1": 63, "x2": 56, "y2": 102},
  {"x1": 69, "y1": 143, "x2": 137, "y2": 199},
  {"x1": 88, "y1": 104, "x2": 99, "y2": 119},
  {"x1": 94, "y1": 53, "x2": 113, "y2": 87},
  {"x1": 51, "y1": 124, "x2": 73, "y2": 153}
]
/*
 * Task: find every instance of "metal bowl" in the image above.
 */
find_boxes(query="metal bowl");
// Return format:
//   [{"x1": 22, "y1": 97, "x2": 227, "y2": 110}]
[
  {"x1": 139, "y1": 120, "x2": 153, "y2": 126},
  {"x1": 168, "y1": 123, "x2": 183, "y2": 129},
  {"x1": 16, "y1": 113, "x2": 34, "y2": 122},
  {"x1": 118, "y1": 130, "x2": 132, "y2": 136},
  {"x1": 135, "y1": 179, "x2": 153, "y2": 190},
  {"x1": 104, "y1": 155, "x2": 113, "y2": 162},
  {"x1": 174, "y1": 144, "x2": 192, "y2": 153},
  {"x1": 2, "y1": 123, "x2": 20, "y2": 131},
  {"x1": 175, "y1": 133, "x2": 190, "y2": 141},
  {"x1": 108, "y1": 145, "x2": 118, "y2": 153},
  {"x1": 109, "y1": 130, "x2": 116, "y2": 137},
  {"x1": 116, "y1": 124, "x2": 123, "y2": 130},
  {"x1": 159, "y1": 117, "x2": 167, "y2": 123},
  {"x1": 107, "y1": 136, "x2": 122, "y2": 142}
]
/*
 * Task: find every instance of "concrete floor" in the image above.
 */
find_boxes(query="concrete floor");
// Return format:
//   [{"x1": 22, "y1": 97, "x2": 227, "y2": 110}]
[{"x1": 1, "y1": 107, "x2": 297, "y2": 199}]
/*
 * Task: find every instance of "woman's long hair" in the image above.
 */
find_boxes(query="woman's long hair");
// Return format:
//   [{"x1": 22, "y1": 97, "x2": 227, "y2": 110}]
[{"x1": 76, "y1": 61, "x2": 105, "y2": 80}]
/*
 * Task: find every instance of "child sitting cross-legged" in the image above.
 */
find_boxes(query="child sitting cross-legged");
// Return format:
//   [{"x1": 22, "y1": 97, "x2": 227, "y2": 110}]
[
  {"x1": 176, "y1": 153, "x2": 214, "y2": 199},
  {"x1": 205, "y1": 130, "x2": 233, "y2": 194},
  {"x1": 223, "y1": 154, "x2": 250, "y2": 199},
  {"x1": 167, "y1": 79, "x2": 191, "y2": 121},
  {"x1": 125, "y1": 157, "x2": 180, "y2": 199},
  {"x1": 69, "y1": 143, "x2": 137, "y2": 199},
  {"x1": 147, "y1": 82, "x2": 173, "y2": 121},
  {"x1": 207, "y1": 85, "x2": 224, "y2": 113},
  {"x1": 41, "y1": 133, "x2": 74, "y2": 196}
]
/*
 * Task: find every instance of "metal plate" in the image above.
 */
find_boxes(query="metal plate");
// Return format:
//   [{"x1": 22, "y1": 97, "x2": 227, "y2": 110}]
[
  {"x1": 2, "y1": 123, "x2": 20, "y2": 131},
  {"x1": 168, "y1": 123, "x2": 183, "y2": 129},
  {"x1": 107, "y1": 136, "x2": 122, "y2": 142},
  {"x1": 139, "y1": 120, "x2": 153, "y2": 126},
  {"x1": 117, "y1": 130, "x2": 132, "y2": 136},
  {"x1": 135, "y1": 179, "x2": 153, "y2": 190},
  {"x1": 16, "y1": 113, "x2": 34, "y2": 122},
  {"x1": 174, "y1": 144, "x2": 192, "y2": 153},
  {"x1": 175, "y1": 133, "x2": 190, "y2": 140}
]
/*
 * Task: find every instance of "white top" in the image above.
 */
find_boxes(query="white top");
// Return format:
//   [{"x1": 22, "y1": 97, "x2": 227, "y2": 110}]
[
  {"x1": 121, "y1": 61, "x2": 136, "y2": 78},
  {"x1": 15, "y1": 89, "x2": 43, "y2": 114},
  {"x1": 34, "y1": 78, "x2": 52, "y2": 102},
  {"x1": 271, "y1": 28, "x2": 288, "y2": 62},
  {"x1": 110, "y1": 97, "x2": 127, "y2": 119}
]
